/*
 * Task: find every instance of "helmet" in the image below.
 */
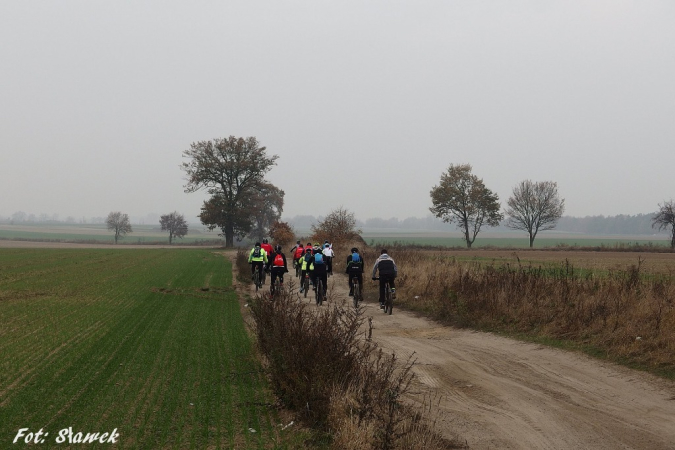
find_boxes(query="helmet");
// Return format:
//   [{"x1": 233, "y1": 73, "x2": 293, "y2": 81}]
[
  {"x1": 255, "y1": 242, "x2": 261, "y2": 247},
  {"x1": 275, "y1": 245, "x2": 281, "y2": 253},
  {"x1": 324, "y1": 240, "x2": 329, "y2": 244},
  {"x1": 263, "y1": 238, "x2": 268, "y2": 244},
  {"x1": 351, "y1": 247, "x2": 358, "y2": 253}
]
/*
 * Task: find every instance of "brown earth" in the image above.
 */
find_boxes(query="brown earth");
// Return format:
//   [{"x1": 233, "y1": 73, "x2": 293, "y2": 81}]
[
  {"x1": 435, "y1": 248, "x2": 675, "y2": 275},
  {"x1": 247, "y1": 268, "x2": 675, "y2": 450}
]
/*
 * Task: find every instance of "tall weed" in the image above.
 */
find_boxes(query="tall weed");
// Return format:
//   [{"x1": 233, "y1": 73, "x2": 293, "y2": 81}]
[{"x1": 388, "y1": 247, "x2": 675, "y2": 376}]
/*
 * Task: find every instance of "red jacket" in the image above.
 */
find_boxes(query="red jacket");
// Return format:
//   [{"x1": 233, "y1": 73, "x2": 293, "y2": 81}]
[{"x1": 261, "y1": 243, "x2": 273, "y2": 257}]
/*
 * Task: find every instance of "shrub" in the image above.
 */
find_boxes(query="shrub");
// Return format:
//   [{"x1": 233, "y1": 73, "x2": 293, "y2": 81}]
[{"x1": 239, "y1": 255, "x2": 462, "y2": 449}]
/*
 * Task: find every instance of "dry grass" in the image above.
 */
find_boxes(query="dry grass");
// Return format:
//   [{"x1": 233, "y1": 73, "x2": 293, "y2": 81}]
[{"x1": 384, "y1": 246, "x2": 675, "y2": 377}]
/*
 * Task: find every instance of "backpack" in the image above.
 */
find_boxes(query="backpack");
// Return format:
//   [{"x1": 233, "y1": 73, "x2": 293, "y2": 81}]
[
  {"x1": 294, "y1": 247, "x2": 304, "y2": 259},
  {"x1": 252, "y1": 247, "x2": 261, "y2": 258},
  {"x1": 273, "y1": 253, "x2": 284, "y2": 267},
  {"x1": 304, "y1": 251, "x2": 313, "y2": 263},
  {"x1": 314, "y1": 253, "x2": 324, "y2": 265},
  {"x1": 351, "y1": 253, "x2": 360, "y2": 263}
]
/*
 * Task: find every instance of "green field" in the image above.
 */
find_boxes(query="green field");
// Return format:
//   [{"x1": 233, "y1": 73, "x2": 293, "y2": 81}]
[{"x1": 0, "y1": 249, "x2": 285, "y2": 448}]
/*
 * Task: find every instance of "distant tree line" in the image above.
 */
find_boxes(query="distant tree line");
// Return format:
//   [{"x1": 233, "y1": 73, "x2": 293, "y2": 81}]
[
  {"x1": 283, "y1": 213, "x2": 668, "y2": 237},
  {"x1": 1, "y1": 211, "x2": 667, "y2": 238}
]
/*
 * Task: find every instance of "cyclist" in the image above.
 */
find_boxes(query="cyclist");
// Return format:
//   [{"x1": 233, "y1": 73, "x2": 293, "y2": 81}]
[
  {"x1": 311, "y1": 246, "x2": 328, "y2": 300},
  {"x1": 290, "y1": 240, "x2": 301, "y2": 255},
  {"x1": 261, "y1": 238, "x2": 274, "y2": 272},
  {"x1": 346, "y1": 247, "x2": 364, "y2": 297},
  {"x1": 292, "y1": 242, "x2": 305, "y2": 272},
  {"x1": 269, "y1": 245, "x2": 288, "y2": 296},
  {"x1": 248, "y1": 242, "x2": 268, "y2": 284},
  {"x1": 322, "y1": 241, "x2": 334, "y2": 275},
  {"x1": 372, "y1": 249, "x2": 397, "y2": 309},
  {"x1": 299, "y1": 245, "x2": 314, "y2": 294}
]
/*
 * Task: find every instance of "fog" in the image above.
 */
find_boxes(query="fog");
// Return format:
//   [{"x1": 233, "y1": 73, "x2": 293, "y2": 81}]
[{"x1": 1, "y1": 1, "x2": 674, "y2": 224}]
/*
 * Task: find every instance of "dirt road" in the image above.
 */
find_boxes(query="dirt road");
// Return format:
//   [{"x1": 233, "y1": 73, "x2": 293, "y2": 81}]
[{"x1": 279, "y1": 272, "x2": 675, "y2": 450}]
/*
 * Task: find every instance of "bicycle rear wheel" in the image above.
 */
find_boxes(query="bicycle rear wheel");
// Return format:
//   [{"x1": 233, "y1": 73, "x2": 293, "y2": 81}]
[
  {"x1": 303, "y1": 276, "x2": 309, "y2": 298},
  {"x1": 352, "y1": 278, "x2": 360, "y2": 308},
  {"x1": 273, "y1": 279, "x2": 280, "y2": 298},
  {"x1": 383, "y1": 282, "x2": 392, "y2": 314},
  {"x1": 254, "y1": 271, "x2": 260, "y2": 292},
  {"x1": 387, "y1": 285, "x2": 393, "y2": 315},
  {"x1": 316, "y1": 280, "x2": 323, "y2": 306}
]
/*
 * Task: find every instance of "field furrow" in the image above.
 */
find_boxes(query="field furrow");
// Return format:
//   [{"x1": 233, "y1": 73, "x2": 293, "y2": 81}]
[{"x1": 0, "y1": 248, "x2": 278, "y2": 449}]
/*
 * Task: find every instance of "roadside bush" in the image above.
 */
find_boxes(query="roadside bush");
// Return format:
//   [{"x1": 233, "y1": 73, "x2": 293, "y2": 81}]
[{"x1": 241, "y1": 259, "x2": 461, "y2": 449}]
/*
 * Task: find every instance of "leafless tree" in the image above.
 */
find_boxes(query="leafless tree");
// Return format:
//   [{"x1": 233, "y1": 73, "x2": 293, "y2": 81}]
[
  {"x1": 106, "y1": 212, "x2": 132, "y2": 244},
  {"x1": 505, "y1": 180, "x2": 565, "y2": 248},
  {"x1": 652, "y1": 200, "x2": 675, "y2": 249},
  {"x1": 160, "y1": 212, "x2": 189, "y2": 244},
  {"x1": 429, "y1": 164, "x2": 502, "y2": 248},
  {"x1": 311, "y1": 207, "x2": 362, "y2": 247}
]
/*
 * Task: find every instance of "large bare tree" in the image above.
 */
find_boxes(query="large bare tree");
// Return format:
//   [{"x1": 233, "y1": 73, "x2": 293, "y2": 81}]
[
  {"x1": 182, "y1": 136, "x2": 280, "y2": 247},
  {"x1": 429, "y1": 164, "x2": 502, "y2": 248},
  {"x1": 652, "y1": 200, "x2": 675, "y2": 249},
  {"x1": 160, "y1": 212, "x2": 188, "y2": 244},
  {"x1": 106, "y1": 211, "x2": 132, "y2": 244},
  {"x1": 505, "y1": 180, "x2": 565, "y2": 248}
]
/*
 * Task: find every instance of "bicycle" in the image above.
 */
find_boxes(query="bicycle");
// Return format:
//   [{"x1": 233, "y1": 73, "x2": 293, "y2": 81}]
[
  {"x1": 303, "y1": 273, "x2": 310, "y2": 299},
  {"x1": 351, "y1": 275, "x2": 362, "y2": 309},
  {"x1": 315, "y1": 279, "x2": 324, "y2": 306},
  {"x1": 253, "y1": 268, "x2": 262, "y2": 292},
  {"x1": 295, "y1": 260, "x2": 301, "y2": 278},
  {"x1": 272, "y1": 278, "x2": 283, "y2": 299},
  {"x1": 374, "y1": 277, "x2": 393, "y2": 315}
]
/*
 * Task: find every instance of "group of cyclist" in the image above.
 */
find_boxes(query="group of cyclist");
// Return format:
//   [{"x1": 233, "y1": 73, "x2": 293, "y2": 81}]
[{"x1": 248, "y1": 238, "x2": 397, "y2": 308}]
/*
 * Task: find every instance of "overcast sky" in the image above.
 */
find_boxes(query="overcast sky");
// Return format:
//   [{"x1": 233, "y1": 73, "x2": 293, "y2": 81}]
[{"x1": 2, "y1": 1, "x2": 674, "y2": 224}]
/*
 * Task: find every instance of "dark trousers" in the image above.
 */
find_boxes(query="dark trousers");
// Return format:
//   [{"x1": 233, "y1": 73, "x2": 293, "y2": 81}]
[
  {"x1": 251, "y1": 261, "x2": 264, "y2": 281},
  {"x1": 379, "y1": 275, "x2": 396, "y2": 303},
  {"x1": 312, "y1": 272, "x2": 328, "y2": 295},
  {"x1": 270, "y1": 268, "x2": 285, "y2": 293},
  {"x1": 348, "y1": 271, "x2": 363, "y2": 292}
]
